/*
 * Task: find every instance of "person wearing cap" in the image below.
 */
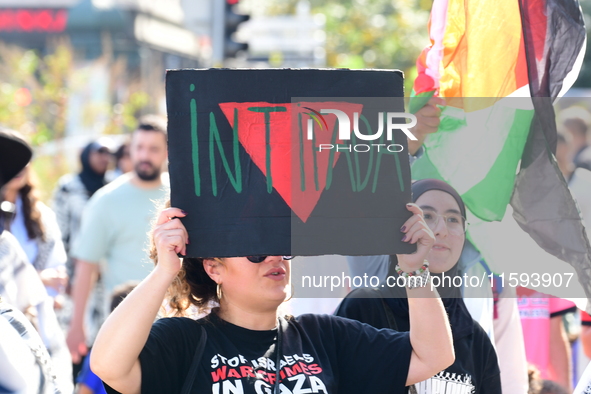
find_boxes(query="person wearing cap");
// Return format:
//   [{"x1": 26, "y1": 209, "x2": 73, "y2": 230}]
[
  {"x1": 67, "y1": 115, "x2": 169, "y2": 367},
  {"x1": 0, "y1": 126, "x2": 69, "y2": 393},
  {"x1": 0, "y1": 129, "x2": 40, "y2": 314}
]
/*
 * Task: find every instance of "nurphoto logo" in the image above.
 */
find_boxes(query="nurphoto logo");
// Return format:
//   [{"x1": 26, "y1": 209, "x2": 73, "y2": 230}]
[{"x1": 304, "y1": 108, "x2": 418, "y2": 152}]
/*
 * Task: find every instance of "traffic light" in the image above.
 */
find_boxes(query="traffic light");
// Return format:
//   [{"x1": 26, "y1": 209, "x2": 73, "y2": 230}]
[{"x1": 223, "y1": 0, "x2": 249, "y2": 59}]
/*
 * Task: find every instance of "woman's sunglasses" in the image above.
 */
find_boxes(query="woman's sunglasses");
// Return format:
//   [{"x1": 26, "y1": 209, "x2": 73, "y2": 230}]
[{"x1": 246, "y1": 256, "x2": 295, "y2": 263}]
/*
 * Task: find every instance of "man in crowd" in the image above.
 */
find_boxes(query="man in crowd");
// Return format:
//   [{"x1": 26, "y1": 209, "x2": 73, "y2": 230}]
[{"x1": 67, "y1": 115, "x2": 169, "y2": 364}]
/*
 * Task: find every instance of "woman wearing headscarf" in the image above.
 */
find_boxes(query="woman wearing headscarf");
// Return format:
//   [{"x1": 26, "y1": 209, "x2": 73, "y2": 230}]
[
  {"x1": 53, "y1": 139, "x2": 112, "y2": 266},
  {"x1": 52, "y1": 138, "x2": 113, "y2": 379},
  {"x1": 335, "y1": 179, "x2": 502, "y2": 393}
]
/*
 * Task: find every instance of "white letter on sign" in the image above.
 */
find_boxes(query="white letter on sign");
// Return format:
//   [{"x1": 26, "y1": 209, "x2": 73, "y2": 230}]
[{"x1": 387, "y1": 113, "x2": 417, "y2": 141}]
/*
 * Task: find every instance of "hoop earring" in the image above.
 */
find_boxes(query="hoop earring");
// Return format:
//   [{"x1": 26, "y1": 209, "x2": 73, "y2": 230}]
[
  {"x1": 216, "y1": 283, "x2": 223, "y2": 301},
  {"x1": 283, "y1": 284, "x2": 294, "y2": 303}
]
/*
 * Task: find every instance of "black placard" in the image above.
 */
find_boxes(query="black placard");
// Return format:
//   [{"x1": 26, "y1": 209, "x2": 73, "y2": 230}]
[{"x1": 166, "y1": 68, "x2": 414, "y2": 258}]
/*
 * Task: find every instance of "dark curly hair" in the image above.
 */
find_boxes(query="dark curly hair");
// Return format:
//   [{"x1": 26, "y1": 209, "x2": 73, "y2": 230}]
[
  {"x1": 20, "y1": 181, "x2": 45, "y2": 241},
  {"x1": 1, "y1": 171, "x2": 45, "y2": 241},
  {"x1": 149, "y1": 200, "x2": 294, "y2": 318}
]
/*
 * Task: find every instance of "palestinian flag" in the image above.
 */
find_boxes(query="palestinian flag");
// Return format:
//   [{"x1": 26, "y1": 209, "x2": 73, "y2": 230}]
[{"x1": 411, "y1": 0, "x2": 591, "y2": 300}]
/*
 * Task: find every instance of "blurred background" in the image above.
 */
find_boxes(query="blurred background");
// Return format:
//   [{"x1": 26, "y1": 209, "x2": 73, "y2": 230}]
[{"x1": 1, "y1": 0, "x2": 591, "y2": 198}]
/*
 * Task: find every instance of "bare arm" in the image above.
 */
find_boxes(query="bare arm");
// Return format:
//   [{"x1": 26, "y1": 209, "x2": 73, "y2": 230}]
[
  {"x1": 66, "y1": 259, "x2": 99, "y2": 363},
  {"x1": 548, "y1": 315, "x2": 572, "y2": 391},
  {"x1": 397, "y1": 204, "x2": 455, "y2": 385},
  {"x1": 90, "y1": 208, "x2": 187, "y2": 394},
  {"x1": 77, "y1": 384, "x2": 94, "y2": 394},
  {"x1": 405, "y1": 285, "x2": 453, "y2": 385}
]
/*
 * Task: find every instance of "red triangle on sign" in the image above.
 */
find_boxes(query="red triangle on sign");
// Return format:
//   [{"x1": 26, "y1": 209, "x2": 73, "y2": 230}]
[{"x1": 219, "y1": 101, "x2": 363, "y2": 222}]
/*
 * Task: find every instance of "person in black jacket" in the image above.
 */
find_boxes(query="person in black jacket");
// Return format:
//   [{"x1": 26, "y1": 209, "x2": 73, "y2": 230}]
[{"x1": 335, "y1": 178, "x2": 502, "y2": 394}]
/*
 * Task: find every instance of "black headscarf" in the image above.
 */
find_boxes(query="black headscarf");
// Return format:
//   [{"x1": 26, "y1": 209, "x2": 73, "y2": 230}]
[
  {"x1": 78, "y1": 141, "x2": 109, "y2": 196},
  {"x1": 381, "y1": 179, "x2": 474, "y2": 340}
]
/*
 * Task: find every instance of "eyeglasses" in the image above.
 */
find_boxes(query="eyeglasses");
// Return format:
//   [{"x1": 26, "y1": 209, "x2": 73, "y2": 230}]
[
  {"x1": 422, "y1": 209, "x2": 468, "y2": 235},
  {"x1": 246, "y1": 256, "x2": 294, "y2": 263}
]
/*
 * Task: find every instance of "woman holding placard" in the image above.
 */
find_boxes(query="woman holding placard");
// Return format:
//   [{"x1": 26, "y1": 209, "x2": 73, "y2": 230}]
[
  {"x1": 90, "y1": 202, "x2": 454, "y2": 394},
  {"x1": 336, "y1": 179, "x2": 502, "y2": 393}
]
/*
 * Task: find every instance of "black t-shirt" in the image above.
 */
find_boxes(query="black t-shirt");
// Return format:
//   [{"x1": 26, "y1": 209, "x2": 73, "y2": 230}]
[
  {"x1": 135, "y1": 312, "x2": 412, "y2": 394},
  {"x1": 335, "y1": 293, "x2": 502, "y2": 394}
]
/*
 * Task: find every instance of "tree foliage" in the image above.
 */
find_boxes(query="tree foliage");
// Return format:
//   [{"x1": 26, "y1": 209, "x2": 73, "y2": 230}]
[
  {"x1": 260, "y1": 0, "x2": 431, "y2": 92},
  {"x1": 0, "y1": 42, "x2": 72, "y2": 145},
  {"x1": 0, "y1": 41, "x2": 150, "y2": 199}
]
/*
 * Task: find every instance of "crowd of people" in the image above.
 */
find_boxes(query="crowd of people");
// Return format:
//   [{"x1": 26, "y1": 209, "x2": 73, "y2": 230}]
[{"x1": 1, "y1": 101, "x2": 591, "y2": 393}]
